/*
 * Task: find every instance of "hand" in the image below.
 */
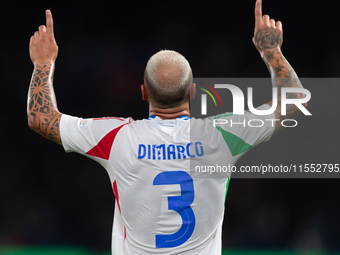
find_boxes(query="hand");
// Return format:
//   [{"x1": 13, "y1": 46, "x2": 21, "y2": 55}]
[
  {"x1": 29, "y1": 10, "x2": 58, "y2": 64},
  {"x1": 252, "y1": 0, "x2": 283, "y2": 53}
]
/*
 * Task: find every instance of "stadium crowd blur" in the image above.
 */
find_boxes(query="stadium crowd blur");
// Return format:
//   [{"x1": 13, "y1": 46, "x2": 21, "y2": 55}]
[{"x1": 1, "y1": 0, "x2": 340, "y2": 253}]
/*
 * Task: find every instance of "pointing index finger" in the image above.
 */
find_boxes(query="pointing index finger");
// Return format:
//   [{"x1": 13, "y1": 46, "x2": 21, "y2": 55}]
[
  {"x1": 46, "y1": 9, "x2": 54, "y2": 37},
  {"x1": 255, "y1": 0, "x2": 263, "y2": 29}
]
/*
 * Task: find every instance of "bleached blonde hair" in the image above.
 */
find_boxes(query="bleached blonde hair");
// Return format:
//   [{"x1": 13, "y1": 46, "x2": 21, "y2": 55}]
[{"x1": 144, "y1": 50, "x2": 193, "y2": 107}]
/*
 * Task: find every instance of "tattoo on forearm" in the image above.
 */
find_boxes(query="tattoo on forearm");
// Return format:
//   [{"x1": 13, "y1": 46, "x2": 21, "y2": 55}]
[
  {"x1": 27, "y1": 63, "x2": 62, "y2": 144},
  {"x1": 266, "y1": 50, "x2": 302, "y2": 121},
  {"x1": 254, "y1": 29, "x2": 305, "y2": 130}
]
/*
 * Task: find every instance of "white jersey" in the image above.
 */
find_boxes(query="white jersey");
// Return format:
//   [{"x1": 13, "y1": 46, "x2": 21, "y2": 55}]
[{"x1": 60, "y1": 104, "x2": 274, "y2": 255}]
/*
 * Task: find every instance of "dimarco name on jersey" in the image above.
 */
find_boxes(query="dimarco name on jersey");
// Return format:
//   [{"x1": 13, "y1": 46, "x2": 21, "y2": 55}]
[{"x1": 138, "y1": 142, "x2": 204, "y2": 160}]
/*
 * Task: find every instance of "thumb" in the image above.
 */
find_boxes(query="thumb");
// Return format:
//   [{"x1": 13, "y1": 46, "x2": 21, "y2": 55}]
[{"x1": 29, "y1": 35, "x2": 35, "y2": 48}]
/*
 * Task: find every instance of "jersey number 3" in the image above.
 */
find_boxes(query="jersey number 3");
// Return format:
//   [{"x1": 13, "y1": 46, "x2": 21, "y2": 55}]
[{"x1": 153, "y1": 171, "x2": 196, "y2": 248}]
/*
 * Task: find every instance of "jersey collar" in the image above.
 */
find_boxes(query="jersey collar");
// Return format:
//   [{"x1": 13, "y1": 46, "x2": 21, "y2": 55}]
[{"x1": 147, "y1": 115, "x2": 190, "y2": 120}]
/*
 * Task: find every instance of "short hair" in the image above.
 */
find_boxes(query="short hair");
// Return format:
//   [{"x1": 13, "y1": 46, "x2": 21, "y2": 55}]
[{"x1": 144, "y1": 50, "x2": 193, "y2": 108}]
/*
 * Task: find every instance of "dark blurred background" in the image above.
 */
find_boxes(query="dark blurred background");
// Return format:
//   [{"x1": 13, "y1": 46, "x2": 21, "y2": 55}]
[{"x1": 1, "y1": 0, "x2": 340, "y2": 254}]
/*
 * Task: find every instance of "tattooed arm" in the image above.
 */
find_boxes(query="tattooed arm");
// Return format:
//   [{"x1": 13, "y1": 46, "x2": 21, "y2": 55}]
[
  {"x1": 253, "y1": 0, "x2": 307, "y2": 133},
  {"x1": 27, "y1": 10, "x2": 62, "y2": 144}
]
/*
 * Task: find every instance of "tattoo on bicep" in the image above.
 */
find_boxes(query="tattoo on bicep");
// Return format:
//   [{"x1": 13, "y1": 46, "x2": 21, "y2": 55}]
[{"x1": 28, "y1": 63, "x2": 62, "y2": 144}]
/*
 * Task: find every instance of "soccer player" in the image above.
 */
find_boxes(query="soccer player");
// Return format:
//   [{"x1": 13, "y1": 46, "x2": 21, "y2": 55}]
[{"x1": 27, "y1": 1, "x2": 307, "y2": 254}]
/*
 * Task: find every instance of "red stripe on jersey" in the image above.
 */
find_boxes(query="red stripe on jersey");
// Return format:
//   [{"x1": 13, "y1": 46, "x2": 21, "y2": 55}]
[
  {"x1": 93, "y1": 117, "x2": 125, "y2": 121},
  {"x1": 86, "y1": 123, "x2": 129, "y2": 160},
  {"x1": 113, "y1": 181, "x2": 121, "y2": 213},
  {"x1": 113, "y1": 181, "x2": 126, "y2": 240}
]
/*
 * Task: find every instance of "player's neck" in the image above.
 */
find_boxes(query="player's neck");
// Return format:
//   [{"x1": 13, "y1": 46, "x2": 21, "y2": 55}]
[{"x1": 149, "y1": 102, "x2": 190, "y2": 120}]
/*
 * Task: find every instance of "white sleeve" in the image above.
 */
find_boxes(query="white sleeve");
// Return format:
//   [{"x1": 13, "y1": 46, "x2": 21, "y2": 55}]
[
  {"x1": 60, "y1": 114, "x2": 132, "y2": 158},
  {"x1": 60, "y1": 114, "x2": 89, "y2": 153},
  {"x1": 213, "y1": 104, "x2": 275, "y2": 147},
  {"x1": 242, "y1": 103, "x2": 275, "y2": 144}
]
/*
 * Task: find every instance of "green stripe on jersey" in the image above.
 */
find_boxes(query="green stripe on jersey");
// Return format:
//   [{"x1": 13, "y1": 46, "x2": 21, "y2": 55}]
[
  {"x1": 216, "y1": 127, "x2": 252, "y2": 157},
  {"x1": 225, "y1": 177, "x2": 230, "y2": 202}
]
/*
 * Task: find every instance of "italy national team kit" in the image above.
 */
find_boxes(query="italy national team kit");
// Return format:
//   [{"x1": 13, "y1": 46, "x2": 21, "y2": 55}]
[{"x1": 60, "y1": 104, "x2": 274, "y2": 255}]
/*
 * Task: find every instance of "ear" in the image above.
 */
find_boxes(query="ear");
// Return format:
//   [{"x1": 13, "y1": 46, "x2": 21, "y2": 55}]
[
  {"x1": 189, "y1": 83, "x2": 196, "y2": 99},
  {"x1": 141, "y1": 84, "x2": 149, "y2": 101}
]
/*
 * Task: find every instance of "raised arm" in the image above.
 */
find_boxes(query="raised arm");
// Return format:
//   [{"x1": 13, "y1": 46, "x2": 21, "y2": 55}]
[
  {"x1": 27, "y1": 10, "x2": 62, "y2": 145},
  {"x1": 253, "y1": 0, "x2": 307, "y2": 133}
]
